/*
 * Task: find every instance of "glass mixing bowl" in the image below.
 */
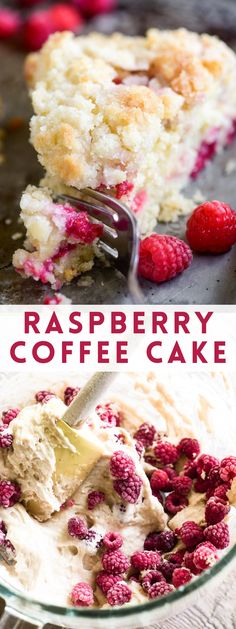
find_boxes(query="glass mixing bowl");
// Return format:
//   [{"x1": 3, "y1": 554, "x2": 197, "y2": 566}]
[{"x1": 0, "y1": 371, "x2": 235, "y2": 629}]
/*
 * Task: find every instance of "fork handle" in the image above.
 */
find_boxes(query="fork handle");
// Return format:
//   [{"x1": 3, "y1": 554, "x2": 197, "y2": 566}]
[{"x1": 62, "y1": 372, "x2": 115, "y2": 427}]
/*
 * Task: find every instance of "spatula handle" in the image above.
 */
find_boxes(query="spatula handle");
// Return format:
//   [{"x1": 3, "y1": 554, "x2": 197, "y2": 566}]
[{"x1": 62, "y1": 372, "x2": 115, "y2": 427}]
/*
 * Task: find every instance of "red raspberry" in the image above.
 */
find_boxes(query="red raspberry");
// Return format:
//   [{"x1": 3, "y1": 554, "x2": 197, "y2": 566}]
[
  {"x1": 150, "y1": 469, "x2": 170, "y2": 493},
  {"x1": 205, "y1": 496, "x2": 230, "y2": 525},
  {"x1": 134, "y1": 440, "x2": 144, "y2": 459},
  {"x1": 22, "y1": 10, "x2": 55, "y2": 51},
  {"x1": 178, "y1": 438, "x2": 200, "y2": 460},
  {"x1": 141, "y1": 570, "x2": 165, "y2": 593},
  {"x1": 144, "y1": 532, "x2": 161, "y2": 551},
  {"x1": 204, "y1": 521, "x2": 230, "y2": 549},
  {"x1": 186, "y1": 201, "x2": 236, "y2": 253},
  {"x1": 87, "y1": 491, "x2": 105, "y2": 511},
  {"x1": 35, "y1": 390, "x2": 55, "y2": 404},
  {"x1": 196, "y1": 454, "x2": 219, "y2": 479},
  {"x1": 68, "y1": 517, "x2": 88, "y2": 539},
  {"x1": 213, "y1": 484, "x2": 230, "y2": 502},
  {"x1": 102, "y1": 550, "x2": 130, "y2": 575},
  {"x1": 73, "y1": 0, "x2": 116, "y2": 17},
  {"x1": 172, "y1": 475, "x2": 192, "y2": 496},
  {"x1": 148, "y1": 581, "x2": 174, "y2": 599},
  {"x1": 172, "y1": 567, "x2": 192, "y2": 588},
  {"x1": 194, "y1": 478, "x2": 210, "y2": 494},
  {"x1": 176, "y1": 521, "x2": 204, "y2": 549},
  {"x1": 193, "y1": 542, "x2": 218, "y2": 570},
  {"x1": 113, "y1": 474, "x2": 142, "y2": 503},
  {"x1": 220, "y1": 456, "x2": 236, "y2": 482},
  {"x1": 65, "y1": 208, "x2": 103, "y2": 243},
  {"x1": 154, "y1": 441, "x2": 178, "y2": 465},
  {"x1": 115, "y1": 181, "x2": 134, "y2": 199},
  {"x1": 107, "y1": 582, "x2": 132, "y2": 606},
  {"x1": 71, "y1": 582, "x2": 94, "y2": 607},
  {"x1": 96, "y1": 403, "x2": 121, "y2": 427},
  {"x1": 131, "y1": 550, "x2": 161, "y2": 571},
  {"x1": 184, "y1": 460, "x2": 198, "y2": 479},
  {"x1": 64, "y1": 387, "x2": 80, "y2": 406},
  {"x1": 184, "y1": 551, "x2": 201, "y2": 575},
  {"x1": 96, "y1": 571, "x2": 121, "y2": 595},
  {"x1": 103, "y1": 532, "x2": 123, "y2": 551},
  {"x1": 0, "y1": 9, "x2": 21, "y2": 38},
  {"x1": 139, "y1": 234, "x2": 192, "y2": 283},
  {"x1": 2, "y1": 408, "x2": 20, "y2": 426},
  {"x1": 110, "y1": 451, "x2": 135, "y2": 479},
  {"x1": 49, "y1": 3, "x2": 83, "y2": 32},
  {"x1": 60, "y1": 498, "x2": 75, "y2": 510},
  {"x1": 168, "y1": 549, "x2": 186, "y2": 565},
  {"x1": 0, "y1": 481, "x2": 21, "y2": 508},
  {"x1": 165, "y1": 492, "x2": 188, "y2": 515},
  {"x1": 133, "y1": 423, "x2": 156, "y2": 447},
  {"x1": 160, "y1": 561, "x2": 177, "y2": 581},
  {"x1": 0, "y1": 433, "x2": 13, "y2": 449},
  {"x1": 145, "y1": 530, "x2": 177, "y2": 553}
]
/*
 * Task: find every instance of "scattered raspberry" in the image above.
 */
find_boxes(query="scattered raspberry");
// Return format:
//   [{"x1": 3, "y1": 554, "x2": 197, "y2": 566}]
[
  {"x1": 213, "y1": 484, "x2": 230, "y2": 502},
  {"x1": 204, "y1": 521, "x2": 230, "y2": 549},
  {"x1": 134, "y1": 440, "x2": 144, "y2": 459},
  {"x1": 102, "y1": 550, "x2": 130, "y2": 575},
  {"x1": 87, "y1": 491, "x2": 105, "y2": 511},
  {"x1": 148, "y1": 581, "x2": 174, "y2": 599},
  {"x1": 150, "y1": 469, "x2": 170, "y2": 493},
  {"x1": 96, "y1": 403, "x2": 121, "y2": 427},
  {"x1": 138, "y1": 234, "x2": 192, "y2": 284},
  {"x1": 0, "y1": 9, "x2": 21, "y2": 38},
  {"x1": 103, "y1": 532, "x2": 123, "y2": 551},
  {"x1": 172, "y1": 475, "x2": 192, "y2": 496},
  {"x1": 35, "y1": 390, "x2": 55, "y2": 404},
  {"x1": 64, "y1": 386, "x2": 80, "y2": 406},
  {"x1": 113, "y1": 474, "x2": 142, "y2": 503},
  {"x1": 205, "y1": 496, "x2": 230, "y2": 525},
  {"x1": 65, "y1": 207, "x2": 103, "y2": 243},
  {"x1": 196, "y1": 454, "x2": 220, "y2": 479},
  {"x1": 176, "y1": 521, "x2": 204, "y2": 549},
  {"x1": 172, "y1": 567, "x2": 192, "y2": 588},
  {"x1": 186, "y1": 201, "x2": 236, "y2": 253},
  {"x1": 0, "y1": 433, "x2": 13, "y2": 449},
  {"x1": 154, "y1": 441, "x2": 179, "y2": 465},
  {"x1": 107, "y1": 582, "x2": 132, "y2": 606},
  {"x1": 2, "y1": 408, "x2": 20, "y2": 426},
  {"x1": 60, "y1": 498, "x2": 75, "y2": 510},
  {"x1": 115, "y1": 181, "x2": 134, "y2": 199},
  {"x1": 134, "y1": 423, "x2": 156, "y2": 447},
  {"x1": 220, "y1": 456, "x2": 236, "y2": 482},
  {"x1": 165, "y1": 492, "x2": 188, "y2": 515},
  {"x1": 71, "y1": 582, "x2": 94, "y2": 607},
  {"x1": 131, "y1": 550, "x2": 161, "y2": 571},
  {"x1": 68, "y1": 517, "x2": 88, "y2": 539},
  {"x1": 73, "y1": 0, "x2": 116, "y2": 17},
  {"x1": 96, "y1": 571, "x2": 121, "y2": 595},
  {"x1": 168, "y1": 549, "x2": 186, "y2": 565},
  {"x1": 49, "y1": 3, "x2": 83, "y2": 32},
  {"x1": 193, "y1": 542, "x2": 218, "y2": 570},
  {"x1": 0, "y1": 481, "x2": 21, "y2": 508},
  {"x1": 160, "y1": 560, "x2": 178, "y2": 582},
  {"x1": 141, "y1": 570, "x2": 165, "y2": 593},
  {"x1": 184, "y1": 551, "x2": 201, "y2": 575},
  {"x1": 178, "y1": 438, "x2": 200, "y2": 460},
  {"x1": 145, "y1": 530, "x2": 177, "y2": 553},
  {"x1": 110, "y1": 451, "x2": 135, "y2": 479}
]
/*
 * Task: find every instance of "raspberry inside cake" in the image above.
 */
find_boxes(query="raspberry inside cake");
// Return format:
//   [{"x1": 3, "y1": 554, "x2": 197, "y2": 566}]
[{"x1": 13, "y1": 28, "x2": 236, "y2": 286}]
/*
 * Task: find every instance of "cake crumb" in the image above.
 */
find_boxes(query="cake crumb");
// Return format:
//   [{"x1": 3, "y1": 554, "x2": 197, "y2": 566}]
[{"x1": 76, "y1": 275, "x2": 94, "y2": 288}]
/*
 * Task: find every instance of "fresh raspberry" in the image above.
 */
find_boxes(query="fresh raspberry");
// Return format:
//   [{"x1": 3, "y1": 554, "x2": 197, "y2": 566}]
[
  {"x1": 154, "y1": 441, "x2": 179, "y2": 466},
  {"x1": 177, "y1": 438, "x2": 200, "y2": 460},
  {"x1": 96, "y1": 571, "x2": 121, "y2": 595},
  {"x1": 65, "y1": 208, "x2": 103, "y2": 243},
  {"x1": 172, "y1": 567, "x2": 192, "y2": 588},
  {"x1": 134, "y1": 440, "x2": 144, "y2": 459},
  {"x1": 194, "y1": 478, "x2": 210, "y2": 494},
  {"x1": 102, "y1": 550, "x2": 130, "y2": 575},
  {"x1": 87, "y1": 491, "x2": 105, "y2": 511},
  {"x1": 141, "y1": 570, "x2": 165, "y2": 593},
  {"x1": 71, "y1": 582, "x2": 94, "y2": 607},
  {"x1": 148, "y1": 581, "x2": 174, "y2": 599},
  {"x1": 107, "y1": 582, "x2": 132, "y2": 606},
  {"x1": 0, "y1": 481, "x2": 21, "y2": 508},
  {"x1": 0, "y1": 433, "x2": 13, "y2": 449},
  {"x1": 115, "y1": 181, "x2": 134, "y2": 199},
  {"x1": 165, "y1": 492, "x2": 188, "y2": 515},
  {"x1": 184, "y1": 551, "x2": 201, "y2": 575},
  {"x1": 22, "y1": 10, "x2": 55, "y2": 51},
  {"x1": 186, "y1": 201, "x2": 236, "y2": 253},
  {"x1": 35, "y1": 390, "x2": 55, "y2": 404},
  {"x1": 184, "y1": 460, "x2": 198, "y2": 479},
  {"x1": 110, "y1": 451, "x2": 135, "y2": 479},
  {"x1": 64, "y1": 387, "x2": 80, "y2": 406},
  {"x1": 145, "y1": 530, "x2": 177, "y2": 553},
  {"x1": 160, "y1": 561, "x2": 177, "y2": 582},
  {"x1": 163, "y1": 466, "x2": 178, "y2": 488},
  {"x1": 220, "y1": 456, "x2": 236, "y2": 482},
  {"x1": 72, "y1": 0, "x2": 116, "y2": 17},
  {"x1": 48, "y1": 3, "x2": 83, "y2": 32},
  {"x1": 213, "y1": 484, "x2": 230, "y2": 502},
  {"x1": 133, "y1": 423, "x2": 156, "y2": 447},
  {"x1": 131, "y1": 550, "x2": 161, "y2": 571},
  {"x1": 196, "y1": 454, "x2": 220, "y2": 479},
  {"x1": 207, "y1": 466, "x2": 222, "y2": 492},
  {"x1": 96, "y1": 403, "x2": 121, "y2": 427},
  {"x1": 0, "y1": 538, "x2": 16, "y2": 565},
  {"x1": 2, "y1": 408, "x2": 20, "y2": 426},
  {"x1": 113, "y1": 474, "x2": 142, "y2": 503},
  {"x1": 172, "y1": 475, "x2": 192, "y2": 496},
  {"x1": 168, "y1": 549, "x2": 186, "y2": 565},
  {"x1": 205, "y1": 496, "x2": 230, "y2": 525},
  {"x1": 176, "y1": 521, "x2": 204, "y2": 549},
  {"x1": 138, "y1": 234, "x2": 192, "y2": 284},
  {"x1": 193, "y1": 542, "x2": 218, "y2": 570},
  {"x1": 0, "y1": 9, "x2": 21, "y2": 38},
  {"x1": 204, "y1": 521, "x2": 230, "y2": 549},
  {"x1": 103, "y1": 532, "x2": 123, "y2": 551},
  {"x1": 150, "y1": 469, "x2": 170, "y2": 493},
  {"x1": 68, "y1": 517, "x2": 88, "y2": 539}
]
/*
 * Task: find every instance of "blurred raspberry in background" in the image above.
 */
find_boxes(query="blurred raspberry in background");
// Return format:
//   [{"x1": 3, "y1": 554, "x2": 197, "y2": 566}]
[{"x1": 0, "y1": 0, "x2": 117, "y2": 50}]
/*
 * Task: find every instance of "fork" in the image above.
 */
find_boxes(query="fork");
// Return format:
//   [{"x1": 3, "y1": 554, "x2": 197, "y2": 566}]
[{"x1": 55, "y1": 187, "x2": 144, "y2": 304}]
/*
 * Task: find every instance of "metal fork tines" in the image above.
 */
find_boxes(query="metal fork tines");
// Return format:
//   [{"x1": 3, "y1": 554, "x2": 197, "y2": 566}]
[{"x1": 56, "y1": 188, "x2": 144, "y2": 304}]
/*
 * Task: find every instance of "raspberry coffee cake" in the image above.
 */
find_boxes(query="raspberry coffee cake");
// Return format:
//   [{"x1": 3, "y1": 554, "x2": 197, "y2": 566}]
[{"x1": 13, "y1": 28, "x2": 236, "y2": 287}]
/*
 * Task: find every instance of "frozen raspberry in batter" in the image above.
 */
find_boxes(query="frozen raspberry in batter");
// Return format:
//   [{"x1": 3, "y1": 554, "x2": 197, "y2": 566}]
[
  {"x1": 154, "y1": 441, "x2": 179, "y2": 465},
  {"x1": 193, "y1": 542, "x2": 218, "y2": 570},
  {"x1": 96, "y1": 571, "x2": 121, "y2": 595},
  {"x1": 71, "y1": 582, "x2": 94, "y2": 607},
  {"x1": 176, "y1": 521, "x2": 204, "y2": 549},
  {"x1": 68, "y1": 517, "x2": 88, "y2": 539},
  {"x1": 148, "y1": 581, "x2": 174, "y2": 599},
  {"x1": 205, "y1": 496, "x2": 230, "y2": 525},
  {"x1": 141, "y1": 570, "x2": 165, "y2": 592},
  {"x1": 103, "y1": 532, "x2": 123, "y2": 551},
  {"x1": 113, "y1": 474, "x2": 142, "y2": 503},
  {"x1": 131, "y1": 550, "x2": 161, "y2": 571},
  {"x1": 2, "y1": 408, "x2": 20, "y2": 426},
  {"x1": 220, "y1": 456, "x2": 236, "y2": 482},
  {"x1": 204, "y1": 521, "x2": 230, "y2": 549},
  {"x1": 172, "y1": 567, "x2": 192, "y2": 588},
  {"x1": 177, "y1": 438, "x2": 200, "y2": 460},
  {"x1": 102, "y1": 550, "x2": 130, "y2": 575},
  {"x1": 172, "y1": 475, "x2": 192, "y2": 496},
  {"x1": 165, "y1": 492, "x2": 189, "y2": 515},
  {"x1": 64, "y1": 387, "x2": 80, "y2": 406},
  {"x1": 134, "y1": 423, "x2": 156, "y2": 447},
  {"x1": 107, "y1": 582, "x2": 132, "y2": 606},
  {"x1": 110, "y1": 451, "x2": 135, "y2": 479},
  {"x1": 0, "y1": 481, "x2": 21, "y2": 508}
]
